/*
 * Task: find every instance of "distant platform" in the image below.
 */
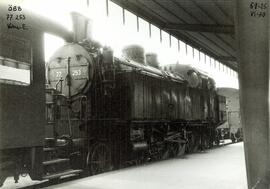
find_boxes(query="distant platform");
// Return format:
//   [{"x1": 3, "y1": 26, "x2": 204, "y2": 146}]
[{"x1": 2, "y1": 142, "x2": 247, "y2": 189}]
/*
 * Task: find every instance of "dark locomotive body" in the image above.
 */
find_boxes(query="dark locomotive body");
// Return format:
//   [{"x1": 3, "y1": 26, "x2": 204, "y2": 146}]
[
  {"x1": 0, "y1": 10, "x2": 227, "y2": 187},
  {"x1": 44, "y1": 40, "x2": 226, "y2": 170}
]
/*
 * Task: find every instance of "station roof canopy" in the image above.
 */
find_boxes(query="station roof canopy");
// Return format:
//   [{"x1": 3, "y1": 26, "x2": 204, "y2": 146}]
[{"x1": 111, "y1": 0, "x2": 237, "y2": 71}]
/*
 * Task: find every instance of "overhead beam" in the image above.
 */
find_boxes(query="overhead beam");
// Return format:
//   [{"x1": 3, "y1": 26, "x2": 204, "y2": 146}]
[
  {"x1": 164, "y1": 23, "x2": 234, "y2": 34},
  {"x1": 212, "y1": 0, "x2": 234, "y2": 24},
  {"x1": 216, "y1": 56, "x2": 236, "y2": 61},
  {"x1": 168, "y1": 0, "x2": 236, "y2": 56},
  {"x1": 186, "y1": 0, "x2": 235, "y2": 49},
  {"x1": 111, "y1": 0, "x2": 165, "y2": 28}
]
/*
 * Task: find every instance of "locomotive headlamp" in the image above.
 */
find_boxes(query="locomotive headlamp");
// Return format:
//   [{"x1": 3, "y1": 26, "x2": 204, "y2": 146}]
[
  {"x1": 57, "y1": 57, "x2": 62, "y2": 63},
  {"x1": 76, "y1": 54, "x2": 82, "y2": 61}
]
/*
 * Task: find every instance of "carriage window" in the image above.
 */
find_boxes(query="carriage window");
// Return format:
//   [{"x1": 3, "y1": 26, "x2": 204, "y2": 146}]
[
  {"x1": 0, "y1": 33, "x2": 32, "y2": 86},
  {"x1": 0, "y1": 57, "x2": 31, "y2": 86}
]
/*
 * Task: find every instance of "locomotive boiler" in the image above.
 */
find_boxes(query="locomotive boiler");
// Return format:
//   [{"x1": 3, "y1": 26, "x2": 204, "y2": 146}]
[{"x1": 0, "y1": 10, "x2": 227, "y2": 186}]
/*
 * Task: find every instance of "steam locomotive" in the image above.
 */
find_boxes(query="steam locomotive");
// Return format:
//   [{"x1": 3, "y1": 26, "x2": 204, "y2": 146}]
[{"x1": 0, "y1": 10, "x2": 227, "y2": 186}]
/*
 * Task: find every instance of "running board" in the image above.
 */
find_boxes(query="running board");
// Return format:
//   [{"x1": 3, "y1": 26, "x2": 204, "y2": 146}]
[
  {"x1": 43, "y1": 158, "x2": 69, "y2": 166},
  {"x1": 43, "y1": 147, "x2": 56, "y2": 152},
  {"x1": 42, "y1": 169, "x2": 83, "y2": 180}
]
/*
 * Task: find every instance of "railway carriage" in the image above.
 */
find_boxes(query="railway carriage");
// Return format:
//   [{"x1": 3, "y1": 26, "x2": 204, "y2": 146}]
[{"x1": 216, "y1": 88, "x2": 242, "y2": 142}]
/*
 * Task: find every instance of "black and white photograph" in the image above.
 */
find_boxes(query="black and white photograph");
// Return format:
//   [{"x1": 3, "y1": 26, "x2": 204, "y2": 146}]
[{"x1": 0, "y1": 0, "x2": 266, "y2": 188}]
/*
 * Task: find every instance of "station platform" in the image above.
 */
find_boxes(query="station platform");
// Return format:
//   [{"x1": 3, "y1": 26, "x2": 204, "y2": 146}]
[
  {"x1": 2, "y1": 142, "x2": 247, "y2": 189},
  {"x1": 45, "y1": 142, "x2": 247, "y2": 189}
]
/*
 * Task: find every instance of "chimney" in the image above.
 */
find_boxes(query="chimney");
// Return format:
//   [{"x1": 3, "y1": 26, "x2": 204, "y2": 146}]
[{"x1": 71, "y1": 12, "x2": 92, "y2": 43}]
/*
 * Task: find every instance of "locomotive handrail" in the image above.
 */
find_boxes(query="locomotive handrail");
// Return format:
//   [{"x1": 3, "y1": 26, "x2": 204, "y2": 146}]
[
  {"x1": 115, "y1": 57, "x2": 185, "y2": 83},
  {"x1": 55, "y1": 77, "x2": 64, "y2": 93},
  {"x1": 116, "y1": 69, "x2": 184, "y2": 83}
]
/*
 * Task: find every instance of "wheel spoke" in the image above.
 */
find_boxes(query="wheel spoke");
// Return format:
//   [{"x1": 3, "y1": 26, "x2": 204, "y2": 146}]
[{"x1": 89, "y1": 143, "x2": 111, "y2": 174}]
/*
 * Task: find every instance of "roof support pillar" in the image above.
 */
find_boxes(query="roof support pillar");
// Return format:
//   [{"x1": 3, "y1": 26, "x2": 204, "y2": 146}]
[{"x1": 235, "y1": 1, "x2": 270, "y2": 189}]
